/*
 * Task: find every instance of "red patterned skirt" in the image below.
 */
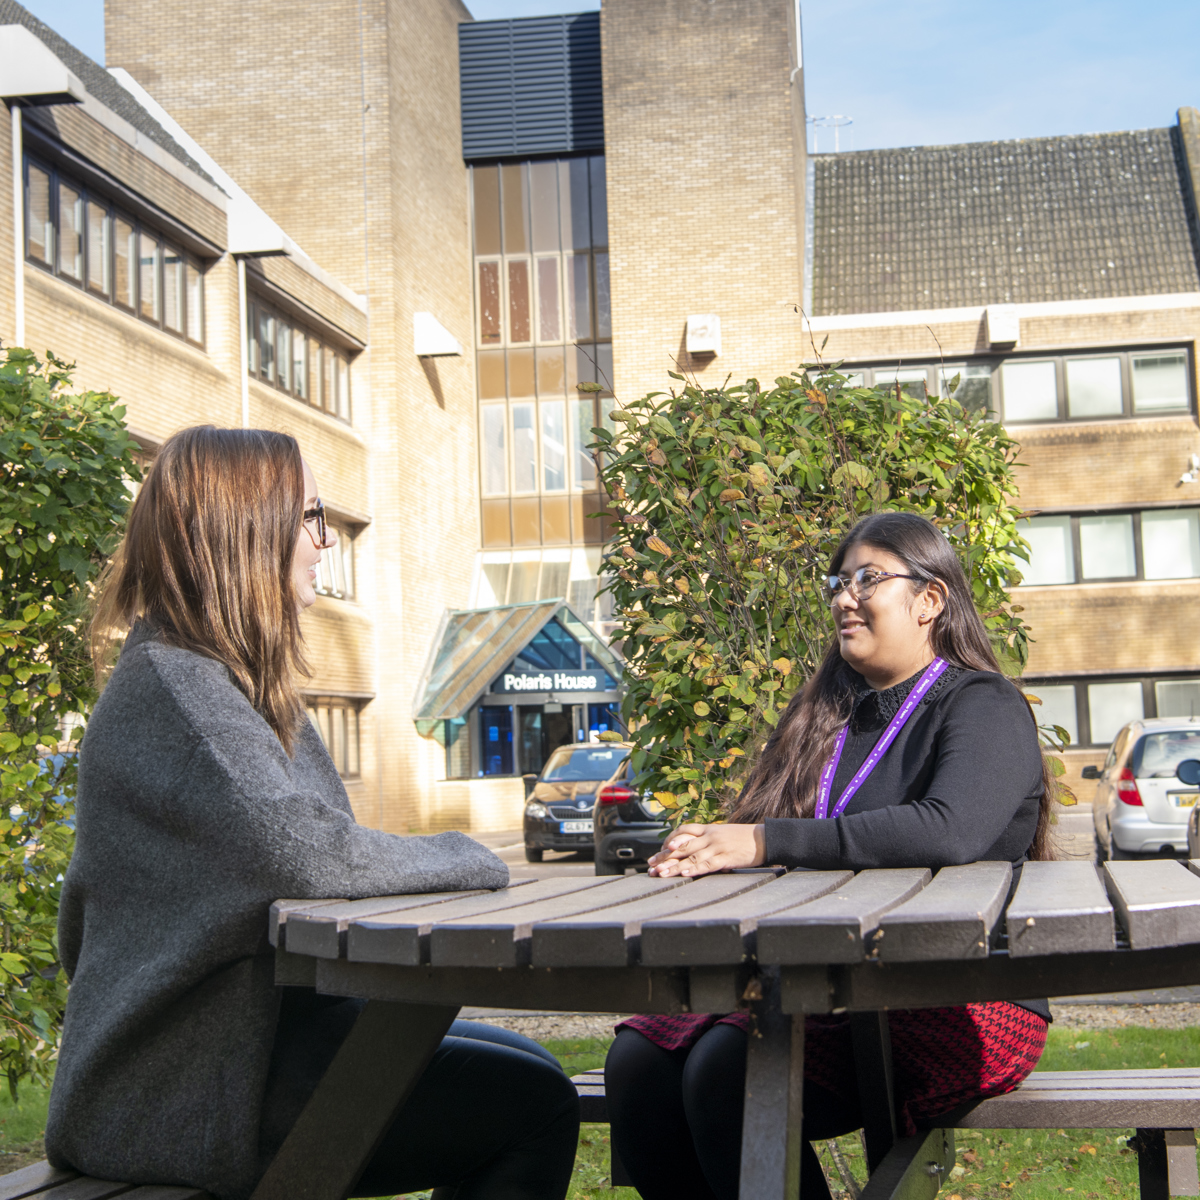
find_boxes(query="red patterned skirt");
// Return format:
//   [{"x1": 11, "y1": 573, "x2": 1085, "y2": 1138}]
[{"x1": 618, "y1": 1002, "x2": 1047, "y2": 1137}]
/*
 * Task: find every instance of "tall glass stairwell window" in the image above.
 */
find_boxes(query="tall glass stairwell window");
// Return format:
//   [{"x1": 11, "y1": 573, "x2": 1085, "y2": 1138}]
[{"x1": 472, "y1": 157, "x2": 612, "y2": 542}]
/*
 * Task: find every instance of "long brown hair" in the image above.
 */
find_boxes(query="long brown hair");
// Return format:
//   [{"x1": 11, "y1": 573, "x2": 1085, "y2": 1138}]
[
  {"x1": 729, "y1": 512, "x2": 1056, "y2": 860},
  {"x1": 92, "y1": 425, "x2": 310, "y2": 753}
]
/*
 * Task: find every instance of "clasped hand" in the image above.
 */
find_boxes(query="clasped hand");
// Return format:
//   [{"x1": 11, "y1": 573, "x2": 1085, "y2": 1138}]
[{"x1": 647, "y1": 822, "x2": 766, "y2": 877}]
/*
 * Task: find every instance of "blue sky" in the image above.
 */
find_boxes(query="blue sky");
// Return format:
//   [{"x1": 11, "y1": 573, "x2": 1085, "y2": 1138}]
[{"x1": 24, "y1": 0, "x2": 1200, "y2": 151}]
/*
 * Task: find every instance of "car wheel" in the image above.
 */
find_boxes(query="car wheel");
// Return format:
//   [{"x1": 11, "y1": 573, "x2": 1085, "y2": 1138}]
[
  {"x1": 595, "y1": 858, "x2": 624, "y2": 876},
  {"x1": 1110, "y1": 842, "x2": 1138, "y2": 861},
  {"x1": 524, "y1": 847, "x2": 544, "y2": 863}
]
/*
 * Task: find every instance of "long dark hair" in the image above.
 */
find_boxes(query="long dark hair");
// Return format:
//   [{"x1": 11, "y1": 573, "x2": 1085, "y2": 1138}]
[
  {"x1": 92, "y1": 426, "x2": 310, "y2": 754},
  {"x1": 729, "y1": 512, "x2": 1056, "y2": 860}
]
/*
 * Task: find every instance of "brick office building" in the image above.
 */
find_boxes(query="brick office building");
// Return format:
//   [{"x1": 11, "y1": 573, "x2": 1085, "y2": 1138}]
[{"x1": 5, "y1": 0, "x2": 1199, "y2": 832}]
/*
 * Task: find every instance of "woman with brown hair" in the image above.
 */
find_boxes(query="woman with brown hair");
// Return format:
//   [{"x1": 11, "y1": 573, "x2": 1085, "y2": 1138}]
[
  {"x1": 605, "y1": 511, "x2": 1053, "y2": 1200},
  {"x1": 46, "y1": 426, "x2": 580, "y2": 1200}
]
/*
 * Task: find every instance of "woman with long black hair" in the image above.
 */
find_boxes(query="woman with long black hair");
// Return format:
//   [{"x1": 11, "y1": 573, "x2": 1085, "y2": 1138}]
[{"x1": 605, "y1": 511, "x2": 1055, "y2": 1200}]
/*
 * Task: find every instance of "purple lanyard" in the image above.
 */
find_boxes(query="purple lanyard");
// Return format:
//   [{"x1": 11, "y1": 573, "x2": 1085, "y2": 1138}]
[{"x1": 815, "y1": 658, "x2": 948, "y2": 820}]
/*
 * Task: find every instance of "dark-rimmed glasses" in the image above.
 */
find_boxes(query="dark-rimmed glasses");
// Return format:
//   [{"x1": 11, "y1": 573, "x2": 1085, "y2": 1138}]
[
  {"x1": 302, "y1": 500, "x2": 330, "y2": 549},
  {"x1": 825, "y1": 567, "x2": 921, "y2": 604}
]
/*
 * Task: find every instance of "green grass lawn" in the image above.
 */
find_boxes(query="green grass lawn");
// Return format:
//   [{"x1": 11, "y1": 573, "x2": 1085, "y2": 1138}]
[{"x1": 3, "y1": 1025, "x2": 1198, "y2": 1199}]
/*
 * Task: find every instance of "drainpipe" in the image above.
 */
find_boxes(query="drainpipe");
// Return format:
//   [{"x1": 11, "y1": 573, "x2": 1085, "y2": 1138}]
[
  {"x1": 237, "y1": 256, "x2": 249, "y2": 427},
  {"x1": 11, "y1": 103, "x2": 23, "y2": 346}
]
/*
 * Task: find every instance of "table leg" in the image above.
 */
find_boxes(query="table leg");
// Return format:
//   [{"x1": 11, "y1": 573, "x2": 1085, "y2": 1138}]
[
  {"x1": 250, "y1": 999, "x2": 460, "y2": 1200},
  {"x1": 851, "y1": 1010, "x2": 898, "y2": 1172},
  {"x1": 739, "y1": 970, "x2": 805, "y2": 1200}
]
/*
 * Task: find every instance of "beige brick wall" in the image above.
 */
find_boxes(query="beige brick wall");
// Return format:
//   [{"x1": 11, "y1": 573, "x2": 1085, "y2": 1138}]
[
  {"x1": 1018, "y1": 581, "x2": 1200, "y2": 676},
  {"x1": 601, "y1": 0, "x2": 807, "y2": 407},
  {"x1": 108, "y1": 0, "x2": 480, "y2": 834},
  {"x1": 26, "y1": 107, "x2": 225, "y2": 248}
]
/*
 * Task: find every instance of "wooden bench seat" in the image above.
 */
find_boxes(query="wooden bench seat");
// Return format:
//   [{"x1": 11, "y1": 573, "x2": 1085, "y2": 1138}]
[
  {"x1": 569, "y1": 1067, "x2": 1200, "y2": 1197},
  {"x1": 0, "y1": 1160, "x2": 213, "y2": 1200}
]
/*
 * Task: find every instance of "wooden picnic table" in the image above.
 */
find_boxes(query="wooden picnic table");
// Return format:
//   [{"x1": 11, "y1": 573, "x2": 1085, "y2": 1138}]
[{"x1": 257, "y1": 858, "x2": 1200, "y2": 1200}]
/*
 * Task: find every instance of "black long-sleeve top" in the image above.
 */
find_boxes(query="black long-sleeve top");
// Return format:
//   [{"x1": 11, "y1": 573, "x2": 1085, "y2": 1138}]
[
  {"x1": 763, "y1": 666, "x2": 1044, "y2": 871},
  {"x1": 762, "y1": 664, "x2": 1050, "y2": 1023}
]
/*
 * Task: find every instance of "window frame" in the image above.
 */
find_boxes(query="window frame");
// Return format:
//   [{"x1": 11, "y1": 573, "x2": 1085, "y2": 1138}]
[
  {"x1": 1023, "y1": 673, "x2": 1200, "y2": 748},
  {"x1": 845, "y1": 345, "x2": 1194, "y2": 425},
  {"x1": 1016, "y1": 505, "x2": 1200, "y2": 587},
  {"x1": 304, "y1": 696, "x2": 363, "y2": 778},
  {"x1": 23, "y1": 153, "x2": 205, "y2": 347},
  {"x1": 246, "y1": 292, "x2": 353, "y2": 424}
]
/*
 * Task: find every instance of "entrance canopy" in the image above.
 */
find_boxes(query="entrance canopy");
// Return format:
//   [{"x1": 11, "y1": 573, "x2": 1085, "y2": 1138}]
[{"x1": 413, "y1": 599, "x2": 623, "y2": 729}]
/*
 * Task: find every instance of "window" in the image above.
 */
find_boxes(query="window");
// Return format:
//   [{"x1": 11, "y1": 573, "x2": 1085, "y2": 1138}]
[
  {"x1": 1029, "y1": 684, "x2": 1079, "y2": 746},
  {"x1": 471, "y1": 156, "x2": 610, "y2": 506},
  {"x1": 1132, "y1": 353, "x2": 1190, "y2": 413},
  {"x1": 247, "y1": 295, "x2": 352, "y2": 422},
  {"x1": 1023, "y1": 674, "x2": 1200, "y2": 746},
  {"x1": 1001, "y1": 361, "x2": 1058, "y2": 421},
  {"x1": 25, "y1": 155, "x2": 204, "y2": 344},
  {"x1": 1078, "y1": 514, "x2": 1135, "y2": 580},
  {"x1": 473, "y1": 546, "x2": 610, "y2": 626},
  {"x1": 305, "y1": 698, "x2": 361, "y2": 777},
  {"x1": 1016, "y1": 507, "x2": 1200, "y2": 586},
  {"x1": 314, "y1": 524, "x2": 355, "y2": 600},
  {"x1": 847, "y1": 348, "x2": 1192, "y2": 424},
  {"x1": 1088, "y1": 681, "x2": 1144, "y2": 745},
  {"x1": 1066, "y1": 357, "x2": 1122, "y2": 418},
  {"x1": 1017, "y1": 515, "x2": 1074, "y2": 585}
]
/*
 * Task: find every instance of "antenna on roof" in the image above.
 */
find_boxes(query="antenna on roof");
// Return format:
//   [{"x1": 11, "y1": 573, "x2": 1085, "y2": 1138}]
[{"x1": 807, "y1": 115, "x2": 853, "y2": 154}]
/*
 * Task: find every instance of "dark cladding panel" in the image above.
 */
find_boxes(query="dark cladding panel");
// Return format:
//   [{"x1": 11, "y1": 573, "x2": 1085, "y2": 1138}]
[{"x1": 460, "y1": 14, "x2": 604, "y2": 161}]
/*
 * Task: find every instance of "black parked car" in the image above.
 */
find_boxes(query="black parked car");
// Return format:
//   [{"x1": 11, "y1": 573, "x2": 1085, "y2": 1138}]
[
  {"x1": 593, "y1": 756, "x2": 670, "y2": 875},
  {"x1": 522, "y1": 743, "x2": 633, "y2": 863}
]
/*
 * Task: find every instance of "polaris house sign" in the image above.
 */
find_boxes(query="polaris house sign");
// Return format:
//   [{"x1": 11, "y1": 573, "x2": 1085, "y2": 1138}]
[{"x1": 497, "y1": 670, "x2": 601, "y2": 694}]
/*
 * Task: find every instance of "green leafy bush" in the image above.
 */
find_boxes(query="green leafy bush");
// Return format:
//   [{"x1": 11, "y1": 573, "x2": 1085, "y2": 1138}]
[
  {"x1": 593, "y1": 366, "x2": 1043, "y2": 824},
  {"x1": 0, "y1": 348, "x2": 139, "y2": 1096}
]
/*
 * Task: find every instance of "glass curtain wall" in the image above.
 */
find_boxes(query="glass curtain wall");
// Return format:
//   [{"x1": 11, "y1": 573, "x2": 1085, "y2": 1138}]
[{"x1": 473, "y1": 157, "x2": 612, "y2": 554}]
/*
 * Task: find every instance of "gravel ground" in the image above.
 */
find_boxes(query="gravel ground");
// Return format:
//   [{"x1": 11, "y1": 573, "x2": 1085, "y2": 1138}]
[
  {"x1": 1050, "y1": 1002, "x2": 1200, "y2": 1030},
  {"x1": 464, "y1": 1004, "x2": 1200, "y2": 1041}
]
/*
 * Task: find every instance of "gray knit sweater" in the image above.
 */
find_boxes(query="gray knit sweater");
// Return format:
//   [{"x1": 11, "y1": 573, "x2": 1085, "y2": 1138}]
[{"x1": 45, "y1": 622, "x2": 508, "y2": 1199}]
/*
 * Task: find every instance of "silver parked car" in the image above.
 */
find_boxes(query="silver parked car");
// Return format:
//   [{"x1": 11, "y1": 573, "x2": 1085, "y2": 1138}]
[{"x1": 1087, "y1": 718, "x2": 1200, "y2": 860}]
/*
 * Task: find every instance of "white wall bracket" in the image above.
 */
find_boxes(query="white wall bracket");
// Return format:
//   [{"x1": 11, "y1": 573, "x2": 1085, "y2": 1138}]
[{"x1": 414, "y1": 312, "x2": 462, "y2": 357}]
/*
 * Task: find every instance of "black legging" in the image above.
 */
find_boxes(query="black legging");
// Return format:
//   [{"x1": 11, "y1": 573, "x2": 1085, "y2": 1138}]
[
  {"x1": 605, "y1": 1025, "x2": 861, "y2": 1200},
  {"x1": 262, "y1": 992, "x2": 579, "y2": 1199}
]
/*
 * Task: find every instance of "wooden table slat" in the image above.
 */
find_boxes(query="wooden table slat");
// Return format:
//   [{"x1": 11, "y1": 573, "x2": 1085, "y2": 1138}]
[
  {"x1": 756, "y1": 868, "x2": 932, "y2": 965},
  {"x1": 285, "y1": 891, "x2": 490, "y2": 960},
  {"x1": 37, "y1": 1181, "x2": 133, "y2": 1200},
  {"x1": 876, "y1": 862, "x2": 1011, "y2": 961},
  {"x1": 269, "y1": 898, "x2": 345, "y2": 948},
  {"x1": 345, "y1": 877, "x2": 619, "y2": 966},
  {"x1": 530, "y1": 874, "x2": 762, "y2": 968},
  {"x1": 640, "y1": 870, "x2": 854, "y2": 967},
  {"x1": 1005, "y1": 860, "x2": 1115, "y2": 957},
  {"x1": 431, "y1": 874, "x2": 680, "y2": 967},
  {"x1": 1104, "y1": 859, "x2": 1200, "y2": 949}
]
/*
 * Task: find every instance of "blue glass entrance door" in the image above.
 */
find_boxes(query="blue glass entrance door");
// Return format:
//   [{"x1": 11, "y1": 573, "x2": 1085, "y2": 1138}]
[
  {"x1": 588, "y1": 701, "x2": 621, "y2": 739},
  {"x1": 480, "y1": 705, "x2": 514, "y2": 775}
]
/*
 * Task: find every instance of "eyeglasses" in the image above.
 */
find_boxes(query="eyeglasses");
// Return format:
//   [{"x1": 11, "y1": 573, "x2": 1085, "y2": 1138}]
[
  {"x1": 302, "y1": 500, "x2": 330, "y2": 549},
  {"x1": 825, "y1": 567, "x2": 921, "y2": 604}
]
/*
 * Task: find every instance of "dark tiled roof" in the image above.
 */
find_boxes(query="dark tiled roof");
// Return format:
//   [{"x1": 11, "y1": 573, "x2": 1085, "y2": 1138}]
[
  {"x1": 0, "y1": 0, "x2": 214, "y2": 184},
  {"x1": 810, "y1": 128, "x2": 1200, "y2": 316}
]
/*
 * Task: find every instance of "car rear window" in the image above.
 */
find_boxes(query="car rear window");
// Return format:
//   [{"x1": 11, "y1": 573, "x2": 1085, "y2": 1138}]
[
  {"x1": 542, "y1": 746, "x2": 628, "y2": 781},
  {"x1": 1132, "y1": 729, "x2": 1200, "y2": 778}
]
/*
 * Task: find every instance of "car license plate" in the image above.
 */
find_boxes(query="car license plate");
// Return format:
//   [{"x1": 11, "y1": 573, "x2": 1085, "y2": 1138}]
[
  {"x1": 560, "y1": 820, "x2": 593, "y2": 833},
  {"x1": 1171, "y1": 792, "x2": 1199, "y2": 807}
]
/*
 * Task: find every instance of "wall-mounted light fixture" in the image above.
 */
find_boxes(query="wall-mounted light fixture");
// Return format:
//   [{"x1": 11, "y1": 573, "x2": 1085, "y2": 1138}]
[{"x1": 1179, "y1": 453, "x2": 1200, "y2": 485}]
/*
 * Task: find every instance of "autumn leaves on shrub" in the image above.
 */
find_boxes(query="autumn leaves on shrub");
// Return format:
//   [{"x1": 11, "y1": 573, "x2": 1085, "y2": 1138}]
[
  {"x1": 591, "y1": 366, "x2": 1060, "y2": 826},
  {"x1": 0, "y1": 349, "x2": 139, "y2": 1096}
]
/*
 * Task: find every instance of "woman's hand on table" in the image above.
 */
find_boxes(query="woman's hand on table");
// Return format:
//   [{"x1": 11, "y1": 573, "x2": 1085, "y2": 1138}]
[{"x1": 647, "y1": 822, "x2": 766, "y2": 877}]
